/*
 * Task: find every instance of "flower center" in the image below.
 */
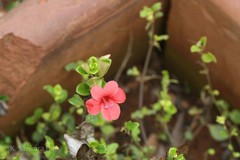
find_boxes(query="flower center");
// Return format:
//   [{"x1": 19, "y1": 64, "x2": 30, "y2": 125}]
[{"x1": 102, "y1": 98, "x2": 113, "y2": 109}]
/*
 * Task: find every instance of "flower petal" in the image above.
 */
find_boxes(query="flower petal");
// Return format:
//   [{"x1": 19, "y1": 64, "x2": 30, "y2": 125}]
[
  {"x1": 101, "y1": 103, "x2": 120, "y2": 121},
  {"x1": 86, "y1": 98, "x2": 101, "y2": 115},
  {"x1": 110, "y1": 88, "x2": 126, "y2": 104},
  {"x1": 104, "y1": 81, "x2": 119, "y2": 96},
  {"x1": 91, "y1": 86, "x2": 104, "y2": 100}
]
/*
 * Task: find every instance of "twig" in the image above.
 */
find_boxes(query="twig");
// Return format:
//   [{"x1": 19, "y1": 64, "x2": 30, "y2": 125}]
[
  {"x1": 138, "y1": 21, "x2": 156, "y2": 144},
  {"x1": 114, "y1": 32, "x2": 133, "y2": 81}
]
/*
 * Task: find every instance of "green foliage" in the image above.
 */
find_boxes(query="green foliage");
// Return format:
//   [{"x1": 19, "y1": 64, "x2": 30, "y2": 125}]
[
  {"x1": 207, "y1": 148, "x2": 216, "y2": 156},
  {"x1": 76, "y1": 82, "x2": 90, "y2": 96},
  {"x1": 201, "y1": 52, "x2": 217, "y2": 63},
  {"x1": 208, "y1": 124, "x2": 228, "y2": 141},
  {"x1": 76, "y1": 55, "x2": 111, "y2": 78},
  {"x1": 0, "y1": 95, "x2": 9, "y2": 102},
  {"x1": 86, "y1": 114, "x2": 105, "y2": 127},
  {"x1": 65, "y1": 60, "x2": 83, "y2": 71},
  {"x1": 44, "y1": 84, "x2": 68, "y2": 104},
  {"x1": 25, "y1": 108, "x2": 44, "y2": 125},
  {"x1": 190, "y1": 36, "x2": 207, "y2": 53},
  {"x1": 6, "y1": 1, "x2": 21, "y2": 11},
  {"x1": 68, "y1": 94, "x2": 84, "y2": 108},
  {"x1": 42, "y1": 104, "x2": 62, "y2": 122},
  {"x1": 44, "y1": 136, "x2": 59, "y2": 160},
  {"x1": 229, "y1": 109, "x2": 240, "y2": 124},
  {"x1": 124, "y1": 121, "x2": 140, "y2": 143},
  {"x1": 167, "y1": 147, "x2": 186, "y2": 160},
  {"x1": 127, "y1": 66, "x2": 140, "y2": 77},
  {"x1": 88, "y1": 140, "x2": 107, "y2": 154},
  {"x1": 140, "y1": 2, "x2": 162, "y2": 22},
  {"x1": 106, "y1": 143, "x2": 119, "y2": 160}
]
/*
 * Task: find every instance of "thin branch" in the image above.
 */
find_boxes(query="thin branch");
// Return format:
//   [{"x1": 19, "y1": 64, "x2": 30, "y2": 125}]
[
  {"x1": 138, "y1": 22, "x2": 156, "y2": 143},
  {"x1": 114, "y1": 32, "x2": 133, "y2": 81}
]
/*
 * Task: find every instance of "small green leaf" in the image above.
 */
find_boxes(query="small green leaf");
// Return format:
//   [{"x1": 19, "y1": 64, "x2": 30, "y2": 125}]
[
  {"x1": 106, "y1": 143, "x2": 119, "y2": 155},
  {"x1": 6, "y1": 1, "x2": 20, "y2": 11},
  {"x1": 97, "y1": 59, "x2": 112, "y2": 77},
  {"x1": 154, "y1": 34, "x2": 169, "y2": 42},
  {"x1": 207, "y1": 148, "x2": 216, "y2": 156},
  {"x1": 233, "y1": 152, "x2": 240, "y2": 158},
  {"x1": 95, "y1": 144, "x2": 107, "y2": 154},
  {"x1": 88, "y1": 56, "x2": 99, "y2": 74},
  {"x1": 45, "y1": 136, "x2": 55, "y2": 149},
  {"x1": 208, "y1": 124, "x2": 228, "y2": 141},
  {"x1": 127, "y1": 66, "x2": 140, "y2": 76},
  {"x1": 201, "y1": 52, "x2": 217, "y2": 63},
  {"x1": 216, "y1": 116, "x2": 226, "y2": 125},
  {"x1": 49, "y1": 104, "x2": 62, "y2": 121},
  {"x1": 125, "y1": 121, "x2": 139, "y2": 131},
  {"x1": 168, "y1": 147, "x2": 177, "y2": 158},
  {"x1": 65, "y1": 62, "x2": 78, "y2": 71},
  {"x1": 155, "y1": 11, "x2": 163, "y2": 18},
  {"x1": 68, "y1": 94, "x2": 83, "y2": 107},
  {"x1": 151, "y1": 2, "x2": 161, "y2": 12},
  {"x1": 76, "y1": 83, "x2": 90, "y2": 96},
  {"x1": 100, "y1": 125, "x2": 115, "y2": 137},
  {"x1": 190, "y1": 45, "x2": 201, "y2": 53},
  {"x1": 0, "y1": 95, "x2": 9, "y2": 102},
  {"x1": 76, "y1": 64, "x2": 89, "y2": 75},
  {"x1": 229, "y1": 109, "x2": 240, "y2": 124}
]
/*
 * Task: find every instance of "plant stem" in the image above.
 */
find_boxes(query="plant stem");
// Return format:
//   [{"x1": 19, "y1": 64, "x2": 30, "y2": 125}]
[
  {"x1": 138, "y1": 21, "x2": 155, "y2": 143},
  {"x1": 114, "y1": 32, "x2": 133, "y2": 81}
]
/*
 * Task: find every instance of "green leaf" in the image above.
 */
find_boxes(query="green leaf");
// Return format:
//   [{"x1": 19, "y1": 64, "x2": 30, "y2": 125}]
[
  {"x1": 25, "y1": 108, "x2": 44, "y2": 125},
  {"x1": 201, "y1": 52, "x2": 217, "y2": 63},
  {"x1": 68, "y1": 94, "x2": 83, "y2": 107},
  {"x1": 233, "y1": 152, "x2": 240, "y2": 158},
  {"x1": 65, "y1": 62, "x2": 78, "y2": 71},
  {"x1": 154, "y1": 34, "x2": 169, "y2": 42},
  {"x1": 100, "y1": 125, "x2": 115, "y2": 137},
  {"x1": 95, "y1": 144, "x2": 107, "y2": 154},
  {"x1": 207, "y1": 148, "x2": 216, "y2": 156},
  {"x1": 44, "y1": 84, "x2": 68, "y2": 103},
  {"x1": 125, "y1": 121, "x2": 140, "y2": 143},
  {"x1": 229, "y1": 109, "x2": 240, "y2": 124},
  {"x1": 190, "y1": 45, "x2": 201, "y2": 53},
  {"x1": 127, "y1": 66, "x2": 140, "y2": 77},
  {"x1": 76, "y1": 64, "x2": 89, "y2": 75},
  {"x1": 125, "y1": 121, "x2": 139, "y2": 131},
  {"x1": 89, "y1": 141, "x2": 99, "y2": 148},
  {"x1": 168, "y1": 147, "x2": 177, "y2": 159},
  {"x1": 208, "y1": 124, "x2": 228, "y2": 141},
  {"x1": 97, "y1": 59, "x2": 112, "y2": 77},
  {"x1": 106, "y1": 143, "x2": 119, "y2": 155},
  {"x1": 0, "y1": 95, "x2": 9, "y2": 102},
  {"x1": 216, "y1": 116, "x2": 226, "y2": 125},
  {"x1": 197, "y1": 36, "x2": 207, "y2": 49},
  {"x1": 76, "y1": 83, "x2": 90, "y2": 96},
  {"x1": 151, "y1": 2, "x2": 161, "y2": 12},
  {"x1": 49, "y1": 104, "x2": 62, "y2": 121},
  {"x1": 0, "y1": 145, "x2": 9, "y2": 159},
  {"x1": 155, "y1": 11, "x2": 163, "y2": 18},
  {"x1": 87, "y1": 77, "x2": 104, "y2": 87},
  {"x1": 6, "y1": 1, "x2": 20, "y2": 11},
  {"x1": 45, "y1": 136, "x2": 55, "y2": 149},
  {"x1": 86, "y1": 114, "x2": 105, "y2": 126}
]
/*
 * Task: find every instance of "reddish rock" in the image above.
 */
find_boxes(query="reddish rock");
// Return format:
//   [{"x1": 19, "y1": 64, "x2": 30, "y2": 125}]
[
  {"x1": 0, "y1": 0, "x2": 167, "y2": 134},
  {"x1": 166, "y1": 0, "x2": 240, "y2": 107}
]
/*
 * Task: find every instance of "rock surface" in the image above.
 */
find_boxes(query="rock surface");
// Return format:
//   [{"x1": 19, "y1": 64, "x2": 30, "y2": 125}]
[{"x1": 0, "y1": 0, "x2": 167, "y2": 134}]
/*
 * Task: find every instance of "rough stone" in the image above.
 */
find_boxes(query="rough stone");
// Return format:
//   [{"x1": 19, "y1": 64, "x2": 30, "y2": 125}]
[{"x1": 0, "y1": 0, "x2": 167, "y2": 134}]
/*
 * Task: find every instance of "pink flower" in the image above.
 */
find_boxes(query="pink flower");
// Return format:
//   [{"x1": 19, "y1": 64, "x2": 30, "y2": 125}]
[{"x1": 86, "y1": 81, "x2": 126, "y2": 121}]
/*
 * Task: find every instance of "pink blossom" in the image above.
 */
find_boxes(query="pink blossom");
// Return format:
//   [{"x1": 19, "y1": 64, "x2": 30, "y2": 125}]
[{"x1": 86, "y1": 81, "x2": 126, "y2": 121}]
